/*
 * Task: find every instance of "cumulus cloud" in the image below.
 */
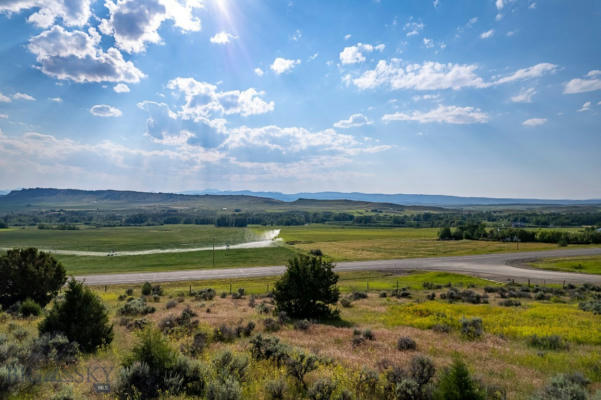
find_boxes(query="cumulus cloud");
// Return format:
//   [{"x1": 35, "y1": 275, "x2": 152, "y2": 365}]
[
  {"x1": 99, "y1": 0, "x2": 203, "y2": 53},
  {"x1": 90, "y1": 104, "x2": 123, "y2": 117},
  {"x1": 0, "y1": 0, "x2": 92, "y2": 28},
  {"x1": 480, "y1": 29, "x2": 494, "y2": 39},
  {"x1": 522, "y1": 118, "x2": 547, "y2": 126},
  {"x1": 382, "y1": 105, "x2": 488, "y2": 124},
  {"x1": 496, "y1": 0, "x2": 504, "y2": 10},
  {"x1": 49, "y1": 97, "x2": 62, "y2": 102},
  {"x1": 0, "y1": 114, "x2": 7, "y2": 119},
  {"x1": 333, "y1": 113, "x2": 372, "y2": 129},
  {"x1": 578, "y1": 101, "x2": 592, "y2": 112},
  {"x1": 344, "y1": 34, "x2": 351, "y2": 40},
  {"x1": 28, "y1": 25, "x2": 145, "y2": 83},
  {"x1": 210, "y1": 31, "x2": 237, "y2": 44},
  {"x1": 0, "y1": 93, "x2": 11, "y2": 103},
  {"x1": 339, "y1": 42, "x2": 385, "y2": 65},
  {"x1": 254, "y1": 68, "x2": 264, "y2": 77},
  {"x1": 167, "y1": 77, "x2": 275, "y2": 119},
  {"x1": 492, "y1": 63, "x2": 557, "y2": 85},
  {"x1": 564, "y1": 70, "x2": 601, "y2": 94},
  {"x1": 13, "y1": 92, "x2": 36, "y2": 101},
  {"x1": 352, "y1": 60, "x2": 486, "y2": 90},
  {"x1": 270, "y1": 57, "x2": 300, "y2": 74},
  {"x1": 511, "y1": 87, "x2": 536, "y2": 103},
  {"x1": 113, "y1": 83, "x2": 130, "y2": 93}
]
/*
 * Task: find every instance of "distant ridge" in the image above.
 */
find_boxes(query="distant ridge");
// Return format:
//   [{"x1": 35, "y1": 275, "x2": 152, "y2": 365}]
[{"x1": 182, "y1": 190, "x2": 601, "y2": 206}]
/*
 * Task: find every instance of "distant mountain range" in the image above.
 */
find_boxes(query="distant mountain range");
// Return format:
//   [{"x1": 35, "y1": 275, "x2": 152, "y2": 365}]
[{"x1": 182, "y1": 190, "x2": 601, "y2": 206}]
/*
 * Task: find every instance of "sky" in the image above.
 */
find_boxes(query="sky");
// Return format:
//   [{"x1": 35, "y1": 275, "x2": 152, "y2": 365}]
[{"x1": 0, "y1": 0, "x2": 600, "y2": 199}]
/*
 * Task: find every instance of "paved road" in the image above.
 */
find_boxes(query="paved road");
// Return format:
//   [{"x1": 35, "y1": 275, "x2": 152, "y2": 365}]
[{"x1": 76, "y1": 247, "x2": 601, "y2": 286}]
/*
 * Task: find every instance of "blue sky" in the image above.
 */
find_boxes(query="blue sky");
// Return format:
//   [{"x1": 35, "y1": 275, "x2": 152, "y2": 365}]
[{"x1": 0, "y1": 0, "x2": 600, "y2": 198}]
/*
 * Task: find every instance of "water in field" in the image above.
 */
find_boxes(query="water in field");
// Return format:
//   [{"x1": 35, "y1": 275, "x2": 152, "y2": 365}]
[{"x1": 1, "y1": 229, "x2": 282, "y2": 257}]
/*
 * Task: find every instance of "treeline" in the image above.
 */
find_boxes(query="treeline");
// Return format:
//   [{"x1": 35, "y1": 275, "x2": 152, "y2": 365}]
[
  {"x1": 439, "y1": 224, "x2": 601, "y2": 245},
  {"x1": 2, "y1": 208, "x2": 601, "y2": 229}
]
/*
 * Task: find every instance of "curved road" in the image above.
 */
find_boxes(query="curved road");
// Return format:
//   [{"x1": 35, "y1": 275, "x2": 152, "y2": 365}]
[{"x1": 76, "y1": 247, "x2": 601, "y2": 286}]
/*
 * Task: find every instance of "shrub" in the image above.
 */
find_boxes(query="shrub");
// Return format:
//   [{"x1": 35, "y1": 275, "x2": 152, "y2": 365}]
[
  {"x1": 206, "y1": 377, "x2": 241, "y2": 400},
  {"x1": 118, "y1": 298, "x2": 156, "y2": 316},
  {"x1": 379, "y1": 292, "x2": 388, "y2": 298},
  {"x1": 265, "y1": 378, "x2": 288, "y2": 400},
  {"x1": 212, "y1": 351, "x2": 249, "y2": 383},
  {"x1": 351, "y1": 291, "x2": 368, "y2": 300},
  {"x1": 50, "y1": 385, "x2": 79, "y2": 400},
  {"x1": 274, "y1": 255, "x2": 339, "y2": 319},
  {"x1": 352, "y1": 336, "x2": 365, "y2": 348},
  {"x1": 213, "y1": 325, "x2": 237, "y2": 343},
  {"x1": 294, "y1": 319, "x2": 311, "y2": 331},
  {"x1": 308, "y1": 377, "x2": 336, "y2": 400},
  {"x1": 460, "y1": 318, "x2": 483, "y2": 340},
  {"x1": 432, "y1": 324, "x2": 451, "y2": 334},
  {"x1": 263, "y1": 318, "x2": 281, "y2": 332},
  {"x1": 250, "y1": 335, "x2": 290, "y2": 366},
  {"x1": 527, "y1": 335, "x2": 569, "y2": 351},
  {"x1": 363, "y1": 329, "x2": 375, "y2": 341},
  {"x1": 235, "y1": 321, "x2": 255, "y2": 338},
  {"x1": 410, "y1": 355, "x2": 436, "y2": 388},
  {"x1": 357, "y1": 367, "x2": 379, "y2": 397},
  {"x1": 117, "y1": 328, "x2": 206, "y2": 399},
  {"x1": 0, "y1": 248, "x2": 67, "y2": 308},
  {"x1": 19, "y1": 298, "x2": 42, "y2": 317},
  {"x1": 141, "y1": 282, "x2": 152, "y2": 296},
  {"x1": 340, "y1": 298, "x2": 353, "y2": 308},
  {"x1": 533, "y1": 373, "x2": 590, "y2": 400},
  {"x1": 286, "y1": 353, "x2": 318, "y2": 388},
  {"x1": 39, "y1": 279, "x2": 113, "y2": 353},
  {"x1": 166, "y1": 300, "x2": 177, "y2": 309},
  {"x1": 30, "y1": 332, "x2": 79, "y2": 365},
  {"x1": 434, "y1": 357, "x2": 484, "y2": 400},
  {"x1": 182, "y1": 332, "x2": 208, "y2": 357},
  {"x1": 195, "y1": 288, "x2": 216, "y2": 301},
  {"x1": 397, "y1": 336, "x2": 417, "y2": 351},
  {"x1": 499, "y1": 299, "x2": 521, "y2": 307},
  {"x1": 337, "y1": 390, "x2": 355, "y2": 400},
  {"x1": 125, "y1": 288, "x2": 134, "y2": 296}
]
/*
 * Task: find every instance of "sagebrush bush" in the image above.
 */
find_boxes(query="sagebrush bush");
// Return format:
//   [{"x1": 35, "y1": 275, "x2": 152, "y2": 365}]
[
  {"x1": 263, "y1": 318, "x2": 281, "y2": 332},
  {"x1": 397, "y1": 336, "x2": 417, "y2": 351},
  {"x1": 527, "y1": 335, "x2": 569, "y2": 351},
  {"x1": 286, "y1": 353, "x2": 318, "y2": 388},
  {"x1": 19, "y1": 298, "x2": 42, "y2": 317},
  {"x1": 165, "y1": 300, "x2": 177, "y2": 309},
  {"x1": 118, "y1": 298, "x2": 156, "y2": 316},
  {"x1": 212, "y1": 350, "x2": 249, "y2": 383},
  {"x1": 294, "y1": 319, "x2": 311, "y2": 331},
  {"x1": 30, "y1": 333, "x2": 79, "y2": 365},
  {"x1": 213, "y1": 325, "x2": 237, "y2": 343},
  {"x1": 357, "y1": 367, "x2": 379, "y2": 397},
  {"x1": 340, "y1": 298, "x2": 353, "y2": 308},
  {"x1": 206, "y1": 377, "x2": 241, "y2": 400},
  {"x1": 39, "y1": 279, "x2": 113, "y2": 353},
  {"x1": 308, "y1": 377, "x2": 336, "y2": 400},
  {"x1": 460, "y1": 318, "x2": 483, "y2": 340},
  {"x1": 532, "y1": 372, "x2": 590, "y2": 400},
  {"x1": 265, "y1": 378, "x2": 288, "y2": 400},
  {"x1": 250, "y1": 335, "x2": 290, "y2": 366}
]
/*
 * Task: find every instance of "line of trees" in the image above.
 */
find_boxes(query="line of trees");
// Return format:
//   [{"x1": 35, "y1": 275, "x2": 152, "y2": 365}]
[{"x1": 439, "y1": 225, "x2": 601, "y2": 245}]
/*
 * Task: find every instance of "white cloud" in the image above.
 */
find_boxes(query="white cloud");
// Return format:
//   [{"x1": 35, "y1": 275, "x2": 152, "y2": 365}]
[
  {"x1": 0, "y1": 114, "x2": 7, "y2": 119},
  {"x1": 308, "y1": 52, "x2": 319, "y2": 61},
  {"x1": 270, "y1": 57, "x2": 300, "y2": 74},
  {"x1": 28, "y1": 25, "x2": 145, "y2": 83},
  {"x1": 344, "y1": 34, "x2": 351, "y2": 40},
  {"x1": 506, "y1": 30, "x2": 516, "y2": 37},
  {"x1": 564, "y1": 70, "x2": 601, "y2": 94},
  {"x1": 290, "y1": 29, "x2": 302, "y2": 41},
  {"x1": 99, "y1": 0, "x2": 203, "y2": 53},
  {"x1": 423, "y1": 38, "x2": 434, "y2": 48},
  {"x1": 511, "y1": 87, "x2": 536, "y2": 103},
  {"x1": 495, "y1": 13, "x2": 503, "y2": 21},
  {"x1": 167, "y1": 77, "x2": 275, "y2": 119},
  {"x1": 254, "y1": 68, "x2": 264, "y2": 77},
  {"x1": 382, "y1": 105, "x2": 488, "y2": 124},
  {"x1": 339, "y1": 42, "x2": 385, "y2": 65},
  {"x1": 352, "y1": 60, "x2": 486, "y2": 90},
  {"x1": 113, "y1": 83, "x2": 130, "y2": 93},
  {"x1": 496, "y1": 0, "x2": 504, "y2": 10},
  {"x1": 333, "y1": 113, "x2": 372, "y2": 129},
  {"x1": 49, "y1": 97, "x2": 63, "y2": 102},
  {"x1": 0, "y1": 0, "x2": 92, "y2": 28},
  {"x1": 90, "y1": 104, "x2": 123, "y2": 117},
  {"x1": 210, "y1": 31, "x2": 238, "y2": 44},
  {"x1": 0, "y1": 93, "x2": 12, "y2": 103},
  {"x1": 578, "y1": 101, "x2": 592, "y2": 112},
  {"x1": 480, "y1": 29, "x2": 494, "y2": 39},
  {"x1": 13, "y1": 92, "x2": 36, "y2": 101},
  {"x1": 492, "y1": 63, "x2": 557, "y2": 85},
  {"x1": 404, "y1": 20, "x2": 424, "y2": 37},
  {"x1": 522, "y1": 118, "x2": 547, "y2": 126},
  {"x1": 433, "y1": 0, "x2": 440, "y2": 7},
  {"x1": 529, "y1": 2, "x2": 536, "y2": 9}
]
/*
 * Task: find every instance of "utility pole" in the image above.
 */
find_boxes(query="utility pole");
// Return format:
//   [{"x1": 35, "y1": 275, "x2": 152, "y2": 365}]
[{"x1": 212, "y1": 238, "x2": 215, "y2": 268}]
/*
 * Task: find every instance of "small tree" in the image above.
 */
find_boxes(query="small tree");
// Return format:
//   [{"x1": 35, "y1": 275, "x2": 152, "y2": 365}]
[
  {"x1": 0, "y1": 248, "x2": 66, "y2": 308},
  {"x1": 434, "y1": 357, "x2": 484, "y2": 400},
  {"x1": 39, "y1": 279, "x2": 113, "y2": 353},
  {"x1": 273, "y1": 255, "x2": 339, "y2": 319}
]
